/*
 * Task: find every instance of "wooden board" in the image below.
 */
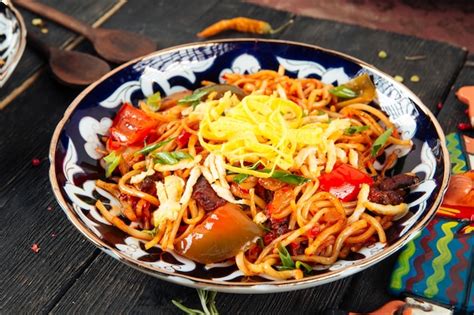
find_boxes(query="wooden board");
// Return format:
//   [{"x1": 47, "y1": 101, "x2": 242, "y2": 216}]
[
  {"x1": 0, "y1": 0, "x2": 470, "y2": 313},
  {"x1": 0, "y1": 0, "x2": 121, "y2": 109}
]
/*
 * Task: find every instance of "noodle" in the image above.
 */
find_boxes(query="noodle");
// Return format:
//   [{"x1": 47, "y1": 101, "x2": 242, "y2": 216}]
[{"x1": 95, "y1": 67, "x2": 415, "y2": 280}]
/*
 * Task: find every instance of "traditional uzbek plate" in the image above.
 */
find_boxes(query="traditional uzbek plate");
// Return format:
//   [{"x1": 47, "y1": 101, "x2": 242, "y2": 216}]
[
  {"x1": 0, "y1": 0, "x2": 26, "y2": 88},
  {"x1": 49, "y1": 39, "x2": 449, "y2": 293}
]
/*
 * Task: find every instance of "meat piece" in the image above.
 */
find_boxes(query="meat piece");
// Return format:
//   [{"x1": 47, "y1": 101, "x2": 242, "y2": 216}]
[
  {"x1": 254, "y1": 184, "x2": 273, "y2": 204},
  {"x1": 368, "y1": 173, "x2": 420, "y2": 205},
  {"x1": 368, "y1": 187, "x2": 405, "y2": 205},
  {"x1": 139, "y1": 172, "x2": 163, "y2": 196},
  {"x1": 378, "y1": 174, "x2": 420, "y2": 191},
  {"x1": 258, "y1": 178, "x2": 287, "y2": 191},
  {"x1": 192, "y1": 175, "x2": 226, "y2": 211}
]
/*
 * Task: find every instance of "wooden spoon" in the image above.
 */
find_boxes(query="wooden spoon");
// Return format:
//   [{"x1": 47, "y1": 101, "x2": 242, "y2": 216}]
[
  {"x1": 28, "y1": 32, "x2": 111, "y2": 86},
  {"x1": 13, "y1": 0, "x2": 157, "y2": 63}
]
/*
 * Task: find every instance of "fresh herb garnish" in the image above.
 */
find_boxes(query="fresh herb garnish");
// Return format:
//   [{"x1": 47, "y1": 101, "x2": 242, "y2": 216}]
[
  {"x1": 257, "y1": 237, "x2": 265, "y2": 248},
  {"x1": 277, "y1": 243, "x2": 295, "y2": 269},
  {"x1": 103, "y1": 151, "x2": 121, "y2": 177},
  {"x1": 232, "y1": 161, "x2": 262, "y2": 184},
  {"x1": 344, "y1": 125, "x2": 369, "y2": 135},
  {"x1": 146, "y1": 91, "x2": 161, "y2": 111},
  {"x1": 267, "y1": 170, "x2": 310, "y2": 185},
  {"x1": 296, "y1": 261, "x2": 313, "y2": 274},
  {"x1": 258, "y1": 224, "x2": 271, "y2": 233},
  {"x1": 134, "y1": 138, "x2": 174, "y2": 156},
  {"x1": 172, "y1": 289, "x2": 219, "y2": 315},
  {"x1": 371, "y1": 128, "x2": 393, "y2": 157},
  {"x1": 154, "y1": 151, "x2": 193, "y2": 165},
  {"x1": 329, "y1": 85, "x2": 358, "y2": 99},
  {"x1": 178, "y1": 89, "x2": 209, "y2": 109}
]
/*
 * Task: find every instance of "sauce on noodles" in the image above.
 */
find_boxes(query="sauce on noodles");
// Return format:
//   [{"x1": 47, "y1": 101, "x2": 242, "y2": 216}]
[{"x1": 95, "y1": 67, "x2": 418, "y2": 280}]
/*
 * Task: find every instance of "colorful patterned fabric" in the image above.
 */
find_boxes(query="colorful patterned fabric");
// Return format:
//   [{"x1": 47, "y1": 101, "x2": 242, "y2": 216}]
[{"x1": 389, "y1": 133, "x2": 474, "y2": 313}]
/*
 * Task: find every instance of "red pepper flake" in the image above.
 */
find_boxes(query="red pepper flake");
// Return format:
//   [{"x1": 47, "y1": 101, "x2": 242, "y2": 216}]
[
  {"x1": 32, "y1": 158, "x2": 41, "y2": 166},
  {"x1": 31, "y1": 243, "x2": 40, "y2": 253},
  {"x1": 465, "y1": 109, "x2": 470, "y2": 116},
  {"x1": 458, "y1": 123, "x2": 473, "y2": 131},
  {"x1": 437, "y1": 102, "x2": 443, "y2": 110}
]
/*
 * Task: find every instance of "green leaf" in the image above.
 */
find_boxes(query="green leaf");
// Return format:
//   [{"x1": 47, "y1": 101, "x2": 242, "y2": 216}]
[
  {"x1": 103, "y1": 151, "x2": 121, "y2": 177},
  {"x1": 277, "y1": 243, "x2": 295, "y2": 269},
  {"x1": 344, "y1": 125, "x2": 369, "y2": 135},
  {"x1": 171, "y1": 151, "x2": 193, "y2": 160},
  {"x1": 232, "y1": 173, "x2": 249, "y2": 184},
  {"x1": 371, "y1": 128, "x2": 393, "y2": 157},
  {"x1": 134, "y1": 138, "x2": 174, "y2": 156},
  {"x1": 154, "y1": 151, "x2": 193, "y2": 165},
  {"x1": 154, "y1": 152, "x2": 179, "y2": 164},
  {"x1": 146, "y1": 91, "x2": 161, "y2": 111},
  {"x1": 329, "y1": 85, "x2": 358, "y2": 99},
  {"x1": 257, "y1": 237, "x2": 265, "y2": 248},
  {"x1": 296, "y1": 261, "x2": 313, "y2": 273},
  {"x1": 232, "y1": 161, "x2": 262, "y2": 184},
  {"x1": 178, "y1": 90, "x2": 209, "y2": 107},
  {"x1": 269, "y1": 170, "x2": 310, "y2": 185}
]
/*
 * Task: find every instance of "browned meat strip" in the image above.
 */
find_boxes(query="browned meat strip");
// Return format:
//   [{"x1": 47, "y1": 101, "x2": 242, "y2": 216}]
[
  {"x1": 368, "y1": 187, "x2": 405, "y2": 205},
  {"x1": 192, "y1": 175, "x2": 226, "y2": 211},
  {"x1": 378, "y1": 174, "x2": 420, "y2": 191},
  {"x1": 368, "y1": 173, "x2": 420, "y2": 205}
]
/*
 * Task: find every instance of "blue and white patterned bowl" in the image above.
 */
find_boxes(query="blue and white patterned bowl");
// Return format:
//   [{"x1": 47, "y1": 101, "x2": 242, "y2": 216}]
[
  {"x1": 0, "y1": 0, "x2": 26, "y2": 88},
  {"x1": 49, "y1": 39, "x2": 449, "y2": 293}
]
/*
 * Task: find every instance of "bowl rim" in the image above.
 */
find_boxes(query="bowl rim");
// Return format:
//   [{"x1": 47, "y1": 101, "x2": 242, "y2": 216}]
[
  {"x1": 49, "y1": 38, "x2": 450, "y2": 293},
  {"x1": 0, "y1": 0, "x2": 27, "y2": 88}
]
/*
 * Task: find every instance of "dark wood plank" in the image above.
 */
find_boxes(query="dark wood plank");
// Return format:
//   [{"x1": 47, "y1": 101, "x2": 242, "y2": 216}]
[
  {"x1": 1, "y1": 0, "x2": 468, "y2": 314},
  {"x1": 437, "y1": 54, "x2": 474, "y2": 137},
  {"x1": 50, "y1": 252, "x2": 351, "y2": 314},
  {"x1": 0, "y1": 59, "x2": 101, "y2": 313},
  {"x1": 0, "y1": 0, "x2": 119, "y2": 108},
  {"x1": 279, "y1": 15, "x2": 467, "y2": 115}
]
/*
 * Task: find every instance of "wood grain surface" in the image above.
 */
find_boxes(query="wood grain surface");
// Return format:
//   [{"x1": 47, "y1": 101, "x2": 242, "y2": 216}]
[
  {"x1": 0, "y1": 0, "x2": 120, "y2": 108},
  {"x1": 1, "y1": 0, "x2": 471, "y2": 314}
]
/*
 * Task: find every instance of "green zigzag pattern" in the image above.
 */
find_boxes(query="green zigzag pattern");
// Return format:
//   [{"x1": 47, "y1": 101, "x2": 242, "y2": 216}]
[
  {"x1": 390, "y1": 233, "x2": 421, "y2": 290},
  {"x1": 446, "y1": 133, "x2": 467, "y2": 174},
  {"x1": 424, "y1": 221, "x2": 458, "y2": 298}
]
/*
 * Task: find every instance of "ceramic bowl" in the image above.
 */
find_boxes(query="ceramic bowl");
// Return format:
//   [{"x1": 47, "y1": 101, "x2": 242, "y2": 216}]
[
  {"x1": 0, "y1": 0, "x2": 26, "y2": 88},
  {"x1": 49, "y1": 39, "x2": 449, "y2": 293}
]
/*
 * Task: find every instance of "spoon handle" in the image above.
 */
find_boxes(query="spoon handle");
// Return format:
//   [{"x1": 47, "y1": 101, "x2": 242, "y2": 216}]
[
  {"x1": 27, "y1": 31, "x2": 52, "y2": 57},
  {"x1": 13, "y1": 0, "x2": 93, "y2": 38}
]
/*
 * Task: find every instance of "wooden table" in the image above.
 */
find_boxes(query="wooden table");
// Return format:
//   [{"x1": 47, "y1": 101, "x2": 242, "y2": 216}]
[{"x1": 1, "y1": 0, "x2": 472, "y2": 313}]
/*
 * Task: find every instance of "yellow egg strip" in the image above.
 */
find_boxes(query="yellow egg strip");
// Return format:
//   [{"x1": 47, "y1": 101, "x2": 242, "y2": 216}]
[{"x1": 198, "y1": 93, "x2": 350, "y2": 177}]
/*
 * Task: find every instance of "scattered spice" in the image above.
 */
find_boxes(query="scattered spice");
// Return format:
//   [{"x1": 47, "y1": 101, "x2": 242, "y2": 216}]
[
  {"x1": 31, "y1": 243, "x2": 40, "y2": 253},
  {"x1": 32, "y1": 18, "x2": 44, "y2": 27},
  {"x1": 437, "y1": 102, "x2": 443, "y2": 110},
  {"x1": 458, "y1": 123, "x2": 472, "y2": 131},
  {"x1": 51, "y1": 233, "x2": 57, "y2": 238},
  {"x1": 378, "y1": 50, "x2": 388, "y2": 59},
  {"x1": 404, "y1": 55, "x2": 426, "y2": 61},
  {"x1": 394, "y1": 75, "x2": 404, "y2": 83},
  {"x1": 47, "y1": 206, "x2": 53, "y2": 211},
  {"x1": 32, "y1": 158, "x2": 41, "y2": 166},
  {"x1": 41, "y1": 28, "x2": 49, "y2": 34},
  {"x1": 465, "y1": 109, "x2": 470, "y2": 116},
  {"x1": 410, "y1": 75, "x2": 420, "y2": 82},
  {"x1": 197, "y1": 17, "x2": 293, "y2": 38}
]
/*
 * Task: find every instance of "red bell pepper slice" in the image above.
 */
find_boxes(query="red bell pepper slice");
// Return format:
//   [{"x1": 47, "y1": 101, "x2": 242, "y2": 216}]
[
  {"x1": 176, "y1": 130, "x2": 192, "y2": 147},
  {"x1": 319, "y1": 164, "x2": 373, "y2": 202},
  {"x1": 109, "y1": 103, "x2": 158, "y2": 145}
]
